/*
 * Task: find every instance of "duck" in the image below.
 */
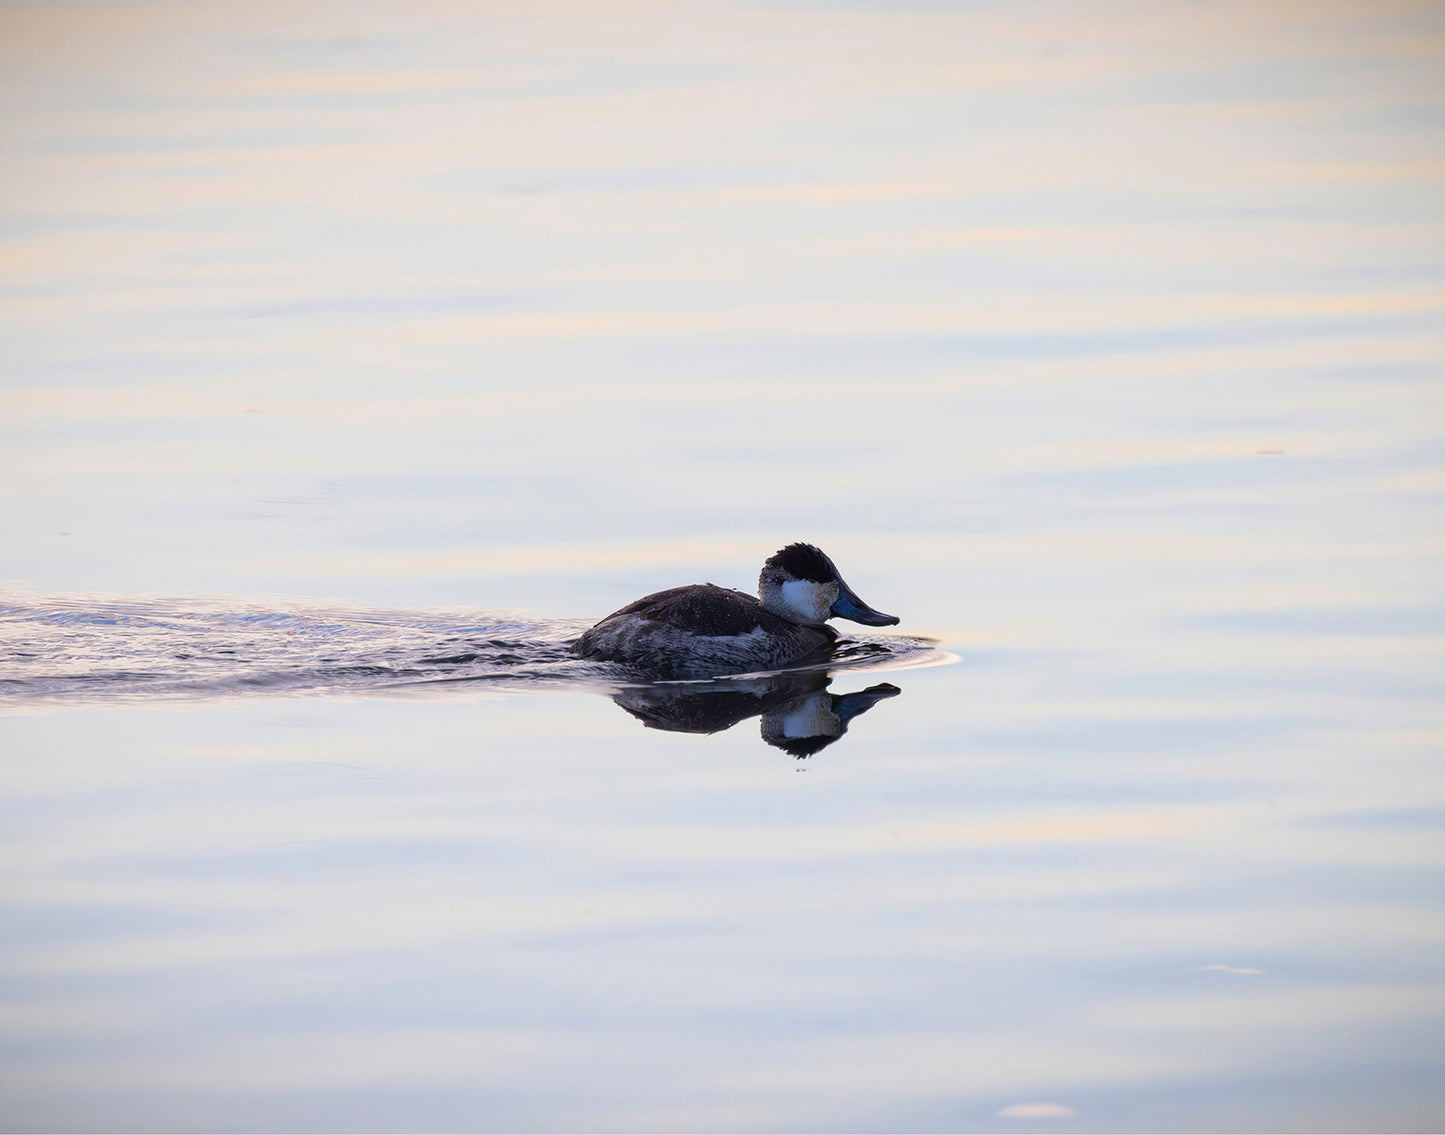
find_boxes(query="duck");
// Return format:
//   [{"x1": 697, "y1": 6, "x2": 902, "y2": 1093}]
[{"x1": 572, "y1": 542, "x2": 899, "y2": 679}]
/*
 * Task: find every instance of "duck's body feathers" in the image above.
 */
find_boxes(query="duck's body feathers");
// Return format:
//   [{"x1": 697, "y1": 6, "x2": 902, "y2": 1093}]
[{"x1": 574, "y1": 584, "x2": 835, "y2": 679}]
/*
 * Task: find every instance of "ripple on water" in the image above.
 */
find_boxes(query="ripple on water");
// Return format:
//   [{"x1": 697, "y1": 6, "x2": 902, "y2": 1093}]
[{"x1": 0, "y1": 593, "x2": 953, "y2": 707}]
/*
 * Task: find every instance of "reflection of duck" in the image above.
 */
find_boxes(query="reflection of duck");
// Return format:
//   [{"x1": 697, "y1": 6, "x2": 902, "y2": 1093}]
[
  {"x1": 612, "y1": 669, "x2": 901, "y2": 757},
  {"x1": 574, "y1": 543, "x2": 899, "y2": 679}
]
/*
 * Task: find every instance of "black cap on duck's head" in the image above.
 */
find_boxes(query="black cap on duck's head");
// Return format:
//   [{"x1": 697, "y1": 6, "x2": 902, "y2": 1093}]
[{"x1": 758, "y1": 542, "x2": 900, "y2": 627}]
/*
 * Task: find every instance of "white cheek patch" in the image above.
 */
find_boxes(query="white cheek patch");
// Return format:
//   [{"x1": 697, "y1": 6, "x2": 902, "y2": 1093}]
[{"x1": 779, "y1": 579, "x2": 836, "y2": 623}]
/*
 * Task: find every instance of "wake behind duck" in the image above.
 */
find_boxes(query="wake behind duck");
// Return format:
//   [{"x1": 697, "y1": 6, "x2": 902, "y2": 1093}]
[{"x1": 1, "y1": 548, "x2": 940, "y2": 707}]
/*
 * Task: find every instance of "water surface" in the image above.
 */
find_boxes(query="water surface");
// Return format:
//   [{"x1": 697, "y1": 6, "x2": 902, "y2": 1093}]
[{"x1": 1, "y1": 1, "x2": 1443, "y2": 1131}]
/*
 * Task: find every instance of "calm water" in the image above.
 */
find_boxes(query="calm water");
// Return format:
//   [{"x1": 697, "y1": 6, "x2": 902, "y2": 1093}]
[{"x1": 2, "y1": 1, "x2": 1444, "y2": 1131}]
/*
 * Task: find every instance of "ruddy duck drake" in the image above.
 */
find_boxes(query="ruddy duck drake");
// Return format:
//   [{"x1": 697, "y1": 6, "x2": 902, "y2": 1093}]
[{"x1": 573, "y1": 543, "x2": 899, "y2": 679}]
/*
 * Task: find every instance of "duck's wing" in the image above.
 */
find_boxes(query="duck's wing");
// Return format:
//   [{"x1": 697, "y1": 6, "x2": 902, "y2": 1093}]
[
  {"x1": 575, "y1": 584, "x2": 834, "y2": 678},
  {"x1": 596, "y1": 584, "x2": 783, "y2": 636}
]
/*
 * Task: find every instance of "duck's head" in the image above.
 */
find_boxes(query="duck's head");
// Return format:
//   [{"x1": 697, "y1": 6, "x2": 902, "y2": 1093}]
[{"x1": 757, "y1": 543, "x2": 900, "y2": 628}]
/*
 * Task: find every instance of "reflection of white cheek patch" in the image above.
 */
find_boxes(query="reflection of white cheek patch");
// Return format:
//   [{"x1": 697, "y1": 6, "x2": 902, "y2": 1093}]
[
  {"x1": 780, "y1": 579, "x2": 834, "y2": 622},
  {"x1": 783, "y1": 698, "x2": 841, "y2": 738}
]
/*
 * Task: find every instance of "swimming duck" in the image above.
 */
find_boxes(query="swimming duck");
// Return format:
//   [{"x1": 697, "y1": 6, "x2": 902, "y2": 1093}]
[{"x1": 573, "y1": 543, "x2": 899, "y2": 679}]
